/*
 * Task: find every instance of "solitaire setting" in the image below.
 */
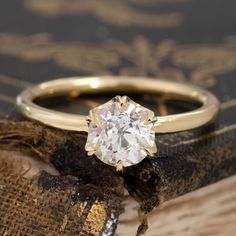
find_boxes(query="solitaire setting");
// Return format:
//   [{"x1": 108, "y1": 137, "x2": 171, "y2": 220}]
[
  {"x1": 85, "y1": 96, "x2": 157, "y2": 170},
  {"x1": 17, "y1": 76, "x2": 220, "y2": 171}
]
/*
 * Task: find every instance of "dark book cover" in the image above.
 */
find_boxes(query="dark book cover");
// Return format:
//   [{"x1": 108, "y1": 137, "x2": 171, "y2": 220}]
[{"x1": 0, "y1": 0, "x2": 236, "y2": 235}]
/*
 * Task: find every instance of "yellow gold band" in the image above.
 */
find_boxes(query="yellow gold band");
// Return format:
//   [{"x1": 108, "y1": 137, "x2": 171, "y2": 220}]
[{"x1": 16, "y1": 76, "x2": 220, "y2": 133}]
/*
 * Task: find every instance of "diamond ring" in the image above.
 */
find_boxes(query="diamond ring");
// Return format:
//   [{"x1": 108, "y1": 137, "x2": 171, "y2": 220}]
[{"x1": 16, "y1": 76, "x2": 220, "y2": 171}]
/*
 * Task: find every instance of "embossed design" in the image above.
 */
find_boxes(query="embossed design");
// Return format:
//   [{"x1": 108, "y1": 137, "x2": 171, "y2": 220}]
[
  {"x1": 0, "y1": 33, "x2": 236, "y2": 87},
  {"x1": 0, "y1": 33, "x2": 120, "y2": 74},
  {"x1": 171, "y1": 45, "x2": 236, "y2": 87},
  {"x1": 0, "y1": 33, "x2": 236, "y2": 156},
  {"x1": 23, "y1": 0, "x2": 184, "y2": 28}
]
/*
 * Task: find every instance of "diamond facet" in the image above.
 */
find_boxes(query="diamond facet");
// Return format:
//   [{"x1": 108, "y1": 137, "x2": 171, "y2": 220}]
[{"x1": 85, "y1": 96, "x2": 157, "y2": 168}]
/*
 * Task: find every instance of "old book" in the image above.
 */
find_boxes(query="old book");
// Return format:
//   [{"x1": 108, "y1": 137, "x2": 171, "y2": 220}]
[{"x1": 0, "y1": 0, "x2": 236, "y2": 235}]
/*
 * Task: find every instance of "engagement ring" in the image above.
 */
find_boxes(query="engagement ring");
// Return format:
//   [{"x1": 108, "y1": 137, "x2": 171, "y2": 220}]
[{"x1": 17, "y1": 76, "x2": 220, "y2": 171}]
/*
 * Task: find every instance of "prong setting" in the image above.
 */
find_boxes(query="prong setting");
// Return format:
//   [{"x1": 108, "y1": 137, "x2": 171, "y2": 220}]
[
  {"x1": 85, "y1": 96, "x2": 157, "y2": 169},
  {"x1": 116, "y1": 161, "x2": 124, "y2": 172}
]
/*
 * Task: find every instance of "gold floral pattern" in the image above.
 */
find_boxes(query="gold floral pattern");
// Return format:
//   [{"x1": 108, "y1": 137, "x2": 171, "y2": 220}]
[
  {"x1": 23, "y1": 0, "x2": 185, "y2": 28},
  {"x1": 0, "y1": 33, "x2": 236, "y2": 87}
]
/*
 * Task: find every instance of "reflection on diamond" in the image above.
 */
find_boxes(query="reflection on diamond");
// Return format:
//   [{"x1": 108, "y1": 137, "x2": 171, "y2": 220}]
[{"x1": 85, "y1": 96, "x2": 157, "y2": 168}]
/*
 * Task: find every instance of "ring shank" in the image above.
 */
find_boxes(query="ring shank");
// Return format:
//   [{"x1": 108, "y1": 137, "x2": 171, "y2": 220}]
[{"x1": 16, "y1": 76, "x2": 220, "y2": 133}]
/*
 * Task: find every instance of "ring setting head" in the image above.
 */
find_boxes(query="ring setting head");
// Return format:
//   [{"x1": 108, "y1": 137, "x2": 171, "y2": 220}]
[{"x1": 85, "y1": 96, "x2": 157, "y2": 171}]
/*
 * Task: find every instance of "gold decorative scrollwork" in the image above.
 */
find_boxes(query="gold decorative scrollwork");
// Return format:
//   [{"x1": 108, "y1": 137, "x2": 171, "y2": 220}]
[
  {"x1": 23, "y1": 0, "x2": 184, "y2": 28},
  {"x1": 0, "y1": 33, "x2": 236, "y2": 87},
  {"x1": 171, "y1": 45, "x2": 236, "y2": 87}
]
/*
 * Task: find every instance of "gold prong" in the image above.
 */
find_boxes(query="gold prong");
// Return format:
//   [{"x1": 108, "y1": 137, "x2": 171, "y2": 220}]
[
  {"x1": 88, "y1": 110, "x2": 100, "y2": 124},
  {"x1": 145, "y1": 145, "x2": 157, "y2": 157},
  {"x1": 113, "y1": 95, "x2": 129, "y2": 105},
  {"x1": 151, "y1": 116, "x2": 158, "y2": 123},
  {"x1": 85, "y1": 143, "x2": 96, "y2": 156},
  {"x1": 144, "y1": 113, "x2": 156, "y2": 124},
  {"x1": 85, "y1": 143, "x2": 95, "y2": 153},
  {"x1": 146, "y1": 152, "x2": 154, "y2": 158},
  {"x1": 120, "y1": 96, "x2": 129, "y2": 104},
  {"x1": 87, "y1": 151, "x2": 95, "y2": 156},
  {"x1": 86, "y1": 115, "x2": 92, "y2": 125},
  {"x1": 116, "y1": 161, "x2": 124, "y2": 172},
  {"x1": 85, "y1": 141, "x2": 96, "y2": 156},
  {"x1": 113, "y1": 95, "x2": 122, "y2": 103}
]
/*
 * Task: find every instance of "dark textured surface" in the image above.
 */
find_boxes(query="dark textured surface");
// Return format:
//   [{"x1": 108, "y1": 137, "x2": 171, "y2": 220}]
[
  {"x1": 0, "y1": 120, "x2": 123, "y2": 235},
  {"x1": 0, "y1": 0, "x2": 236, "y2": 235}
]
